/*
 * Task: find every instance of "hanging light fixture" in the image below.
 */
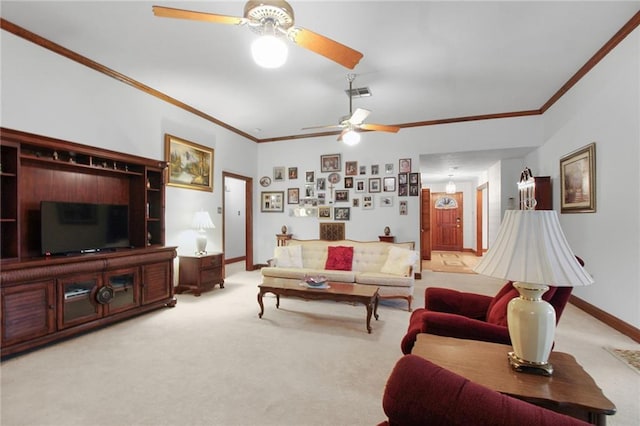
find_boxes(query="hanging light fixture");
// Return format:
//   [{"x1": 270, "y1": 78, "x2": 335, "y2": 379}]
[
  {"x1": 445, "y1": 175, "x2": 456, "y2": 194},
  {"x1": 251, "y1": 20, "x2": 288, "y2": 68},
  {"x1": 342, "y1": 129, "x2": 361, "y2": 146}
]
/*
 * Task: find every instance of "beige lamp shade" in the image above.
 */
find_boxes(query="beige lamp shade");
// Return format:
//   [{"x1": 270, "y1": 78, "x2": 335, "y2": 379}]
[{"x1": 473, "y1": 210, "x2": 593, "y2": 287}]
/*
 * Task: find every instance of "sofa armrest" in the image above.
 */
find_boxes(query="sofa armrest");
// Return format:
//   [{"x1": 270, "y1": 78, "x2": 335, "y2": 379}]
[
  {"x1": 425, "y1": 287, "x2": 493, "y2": 319},
  {"x1": 401, "y1": 310, "x2": 512, "y2": 354}
]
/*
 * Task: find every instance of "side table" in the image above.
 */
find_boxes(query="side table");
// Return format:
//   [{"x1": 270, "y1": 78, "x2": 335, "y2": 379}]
[
  {"x1": 176, "y1": 252, "x2": 224, "y2": 296},
  {"x1": 411, "y1": 334, "x2": 616, "y2": 425},
  {"x1": 378, "y1": 235, "x2": 395, "y2": 243}
]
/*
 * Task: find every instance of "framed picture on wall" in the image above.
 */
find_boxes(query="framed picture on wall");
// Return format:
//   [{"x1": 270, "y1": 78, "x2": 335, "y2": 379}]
[
  {"x1": 287, "y1": 188, "x2": 299, "y2": 204},
  {"x1": 321, "y1": 154, "x2": 341, "y2": 172},
  {"x1": 369, "y1": 177, "x2": 381, "y2": 193},
  {"x1": 560, "y1": 143, "x2": 596, "y2": 213},
  {"x1": 165, "y1": 134, "x2": 214, "y2": 192},
  {"x1": 334, "y1": 207, "x2": 351, "y2": 220},
  {"x1": 261, "y1": 191, "x2": 284, "y2": 212}
]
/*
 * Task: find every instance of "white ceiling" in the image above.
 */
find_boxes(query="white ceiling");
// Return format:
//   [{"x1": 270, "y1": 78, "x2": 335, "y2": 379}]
[{"x1": 2, "y1": 1, "x2": 639, "y2": 180}]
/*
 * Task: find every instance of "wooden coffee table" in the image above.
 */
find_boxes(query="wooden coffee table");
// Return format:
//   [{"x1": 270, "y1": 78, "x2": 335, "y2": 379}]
[
  {"x1": 411, "y1": 334, "x2": 616, "y2": 425},
  {"x1": 258, "y1": 279, "x2": 379, "y2": 333}
]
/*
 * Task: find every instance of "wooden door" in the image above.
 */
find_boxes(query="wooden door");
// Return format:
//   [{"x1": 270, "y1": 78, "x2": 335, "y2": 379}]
[
  {"x1": 431, "y1": 192, "x2": 463, "y2": 251},
  {"x1": 420, "y1": 188, "x2": 431, "y2": 260}
]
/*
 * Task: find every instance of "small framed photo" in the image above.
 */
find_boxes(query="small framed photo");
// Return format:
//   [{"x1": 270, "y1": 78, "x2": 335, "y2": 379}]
[
  {"x1": 352, "y1": 197, "x2": 360, "y2": 208},
  {"x1": 409, "y1": 172, "x2": 420, "y2": 184},
  {"x1": 409, "y1": 184, "x2": 419, "y2": 196},
  {"x1": 560, "y1": 143, "x2": 596, "y2": 213},
  {"x1": 385, "y1": 163, "x2": 394, "y2": 174},
  {"x1": 318, "y1": 206, "x2": 332, "y2": 219},
  {"x1": 287, "y1": 188, "x2": 299, "y2": 204},
  {"x1": 399, "y1": 200, "x2": 408, "y2": 215},
  {"x1": 335, "y1": 190, "x2": 349, "y2": 202},
  {"x1": 369, "y1": 177, "x2": 381, "y2": 193},
  {"x1": 344, "y1": 177, "x2": 354, "y2": 189},
  {"x1": 316, "y1": 177, "x2": 326, "y2": 191},
  {"x1": 359, "y1": 166, "x2": 367, "y2": 175},
  {"x1": 398, "y1": 173, "x2": 408, "y2": 185},
  {"x1": 384, "y1": 177, "x2": 396, "y2": 192},
  {"x1": 261, "y1": 191, "x2": 284, "y2": 212},
  {"x1": 317, "y1": 193, "x2": 326, "y2": 205},
  {"x1": 305, "y1": 171, "x2": 315, "y2": 183},
  {"x1": 398, "y1": 184, "x2": 408, "y2": 196},
  {"x1": 304, "y1": 184, "x2": 315, "y2": 198},
  {"x1": 273, "y1": 166, "x2": 285, "y2": 181},
  {"x1": 362, "y1": 195, "x2": 374, "y2": 210},
  {"x1": 380, "y1": 195, "x2": 394, "y2": 207},
  {"x1": 345, "y1": 161, "x2": 358, "y2": 176},
  {"x1": 354, "y1": 179, "x2": 366, "y2": 193},
  {"x1": 165, "y1": 134, "x2": 213, "y2": 192},
  {"x1": 371, "y1": 164, "x2": 379, "y2": 175},
  {"x1": 334, "y1": 207, "x2": 351, "y2": 220},
  {"x1": 321, "y1": 154, "x2": 341, "y2": 172},
  {"x1": 399, "y1": 158, "x2": 411, "y2": 173},
  {"x1": 288, "y1": 167, "x2": 298, "y2": 180}
]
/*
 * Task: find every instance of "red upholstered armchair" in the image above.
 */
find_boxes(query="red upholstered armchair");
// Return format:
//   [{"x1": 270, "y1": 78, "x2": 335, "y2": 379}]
[
  {"x1": 379, "y1": 354, "x2": 589, "y2": 426},
  {"x1": 400, "y1": 278, "x2": 575, "y2": 355}
]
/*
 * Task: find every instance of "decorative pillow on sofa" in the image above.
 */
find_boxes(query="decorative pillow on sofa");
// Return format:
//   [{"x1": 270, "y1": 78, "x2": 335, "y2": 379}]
[
  {"x1": 273, "y1": 245, "x2": 303, "y2": 268},
  {"x1": 325, "y1": 246, "x2": 354, "y2": 271},
  {"x1": 486, "y1": 284, "x2": 559, "y2": 326},
  {"x1": 381, "y1": 246, "x2": 419, "y2": 276}
]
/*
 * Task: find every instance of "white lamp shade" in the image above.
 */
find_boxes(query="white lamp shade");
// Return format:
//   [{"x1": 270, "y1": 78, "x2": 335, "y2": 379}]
[
  {"x1": 192, "y1": 211, "x2": 215, "y2": 230},
  {"x1": 473, "y1": 210, "x2": 593, "y2": 287}
]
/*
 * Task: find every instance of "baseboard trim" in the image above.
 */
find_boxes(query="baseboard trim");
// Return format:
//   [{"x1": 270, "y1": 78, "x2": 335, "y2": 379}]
[{"x1": 569, "y1": 295, "x2": 640, "y2": 343}]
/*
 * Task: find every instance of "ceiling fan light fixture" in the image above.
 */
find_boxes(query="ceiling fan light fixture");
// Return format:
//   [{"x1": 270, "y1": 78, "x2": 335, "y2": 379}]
[
  {"x1": 251, "y1": 34, "x2": 288, "y2": 68},
  {"x1": 342, "y1": 129, "x2": 361, "y2": 146}
]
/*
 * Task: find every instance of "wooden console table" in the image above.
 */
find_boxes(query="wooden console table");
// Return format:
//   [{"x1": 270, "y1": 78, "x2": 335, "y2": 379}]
[{"x1": 411, "y1": 334, "x2": 616, "y2": 425}]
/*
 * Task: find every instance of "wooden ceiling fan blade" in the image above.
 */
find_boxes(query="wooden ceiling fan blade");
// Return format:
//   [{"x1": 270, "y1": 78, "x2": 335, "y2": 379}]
[
  {"x1": 349, "y1": 108, "x2": 370, "y2": 125},
  {"x1": 152, "y1": 6, "x2": 245, "y2": 25},
  {"x1": 289, "y1": 27, "x2": 363, "y2": 69},
  {"x1": 360, "y1": 123, "x2": 401, "y2": 133}
]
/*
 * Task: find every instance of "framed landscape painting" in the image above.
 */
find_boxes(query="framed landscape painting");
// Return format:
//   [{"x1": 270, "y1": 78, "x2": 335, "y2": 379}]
[
  {"x1": 165, "y1": 134, "x2": 213, "y2": 192},
  {"x1": 560, "y1": 143, "x2": 596, "y2": 213}
]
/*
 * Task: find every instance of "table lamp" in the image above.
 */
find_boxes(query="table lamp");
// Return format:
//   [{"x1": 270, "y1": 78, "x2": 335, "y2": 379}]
[
  {"x1": 192, "y1": 210, "x2": 215, "y2": 255},
  {"x1": 473, "y1": 210, "x2": 593, "y2": 375}
]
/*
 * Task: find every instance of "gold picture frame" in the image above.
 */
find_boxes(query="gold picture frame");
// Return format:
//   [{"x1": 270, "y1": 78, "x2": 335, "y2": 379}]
[
  {"x1": 560, "y1": 143, "x2": 596, "y2": 213},
  {"x1": 165, "y1": 134, "x2": 213, "y2": 192}
]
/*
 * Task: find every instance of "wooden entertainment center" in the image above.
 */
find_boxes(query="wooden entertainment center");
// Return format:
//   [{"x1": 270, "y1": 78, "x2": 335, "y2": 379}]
[{"x1": 1, "y1": 128, "x2": 177, "y2": 357}]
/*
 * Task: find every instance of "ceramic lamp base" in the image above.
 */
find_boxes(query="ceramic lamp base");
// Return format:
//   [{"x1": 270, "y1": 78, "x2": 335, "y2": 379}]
[{"x1": 508, "y1": 351, "x2": 554, "y2": 376}]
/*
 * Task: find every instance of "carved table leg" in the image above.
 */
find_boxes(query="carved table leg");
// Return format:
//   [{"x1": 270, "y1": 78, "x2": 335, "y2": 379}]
[
  {"x1": 276, "y1": 294, "x2": 280, "y2": 309},
  {"x1": 366, "y1": 302, "x2": 373, "y2": 334},
  {"x1": 373, "y1": 294, "x2": 379, "y2": 320},
  {"x1": 257, "y1": 290, "x2": 265, "y2": 318}
]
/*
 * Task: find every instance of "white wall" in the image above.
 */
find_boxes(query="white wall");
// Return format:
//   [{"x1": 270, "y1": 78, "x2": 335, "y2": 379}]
[{"x1": 525, "y1": 28, "x2": 640, "y2": 327}]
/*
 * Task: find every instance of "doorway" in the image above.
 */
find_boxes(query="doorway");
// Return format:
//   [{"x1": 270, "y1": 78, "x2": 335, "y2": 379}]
[
  {"x1": 431, "y1": 192, "x2": 464, "y2": 252},
  {"x1": 222, "y1": 172, "x2": 253, "y2": 270}
]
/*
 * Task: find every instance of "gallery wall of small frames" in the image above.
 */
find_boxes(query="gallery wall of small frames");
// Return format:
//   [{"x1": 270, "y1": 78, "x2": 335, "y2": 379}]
[{"x1": 259, "y1": 154, "x2": 418, "y2": 220}]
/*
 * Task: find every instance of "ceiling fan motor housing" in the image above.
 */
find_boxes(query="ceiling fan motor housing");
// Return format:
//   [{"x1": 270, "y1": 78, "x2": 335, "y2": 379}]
[{"x1": 244, "y1": 0, "x2": 294, "y2": 34}]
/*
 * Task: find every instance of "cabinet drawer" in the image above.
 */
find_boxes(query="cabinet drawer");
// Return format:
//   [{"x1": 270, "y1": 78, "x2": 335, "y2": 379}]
[
  {"x1": 198, "y1": 255, "x2": 221, "y2": 269},
  {"x1": 201, "y1": 268, "x2": 222, "y2": 284}
]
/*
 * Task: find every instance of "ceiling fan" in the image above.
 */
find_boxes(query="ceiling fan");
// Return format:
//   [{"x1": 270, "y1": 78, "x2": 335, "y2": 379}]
[
  {"x1": 303, "y1": 74, "x2": 401, "y2": 145},
  {"x1": 152, "y1": 1, "x2": 363, "y2": 69}
]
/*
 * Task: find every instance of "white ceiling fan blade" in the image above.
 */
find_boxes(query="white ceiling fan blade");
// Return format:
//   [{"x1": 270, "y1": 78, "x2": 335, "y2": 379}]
[
  {"x1": 302, "y1": 124, "x2": 344, "y2": 131},
  {"x1": 348, "y1": 108, "x2": 370, "y2": 125}
]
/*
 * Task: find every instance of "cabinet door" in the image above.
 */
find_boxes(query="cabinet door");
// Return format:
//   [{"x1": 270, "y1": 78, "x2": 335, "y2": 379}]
[
  {"x1": 104, "y1": 267, "x2": 140, "y2": 315},
  {"x1": 57, "y1": 273, "x2": 103, "y2": 329},
  {"x1": 141, "y1": 261, "x2": 172, "y2": 305},
  {"x1": 2, "y1": 280, "x2": 56, "y2": 347}
]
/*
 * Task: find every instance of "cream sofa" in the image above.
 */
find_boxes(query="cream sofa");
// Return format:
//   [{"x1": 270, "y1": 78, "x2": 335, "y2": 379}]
[{"x1": 261, "y1": 239, "x2": 419, "y2": 311}]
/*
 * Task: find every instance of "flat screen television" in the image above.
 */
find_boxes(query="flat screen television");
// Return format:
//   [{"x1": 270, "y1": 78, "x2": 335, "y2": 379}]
[{"x1": 40, "y1": 201, "x2": 130, "y2": 255}]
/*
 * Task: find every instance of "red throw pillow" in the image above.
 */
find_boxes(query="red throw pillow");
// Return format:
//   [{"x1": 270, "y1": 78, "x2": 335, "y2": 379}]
[
  {"x1": 325, "y1": 246, "x2": 354, "y2": 271},
  {"x1": 486, "y1": 286, "x2": 519, "y2": 326}
]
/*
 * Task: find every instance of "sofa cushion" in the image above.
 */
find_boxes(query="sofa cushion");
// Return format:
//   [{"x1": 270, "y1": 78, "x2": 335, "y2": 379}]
[
  {"x1": 355, "y1": 272, "x2": 413, "y2": 288},
  {"x1": 261, "y1": 268, "x2": 355, "y2": 283},
  {"x1": 325, "y1": 246, "x2": 354, "y2": 271},
  {"x1": 273, "y1": 244, "x2": 303, "y2": 268},
  {"x1": 381, "y1": 246, "x2": 419, "y2": 276}
]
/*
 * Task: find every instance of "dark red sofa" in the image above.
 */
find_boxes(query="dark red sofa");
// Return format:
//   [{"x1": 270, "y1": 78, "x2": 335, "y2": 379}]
[{"x1": 379, "y1": 354, "x2": 589, "y2": 426}]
